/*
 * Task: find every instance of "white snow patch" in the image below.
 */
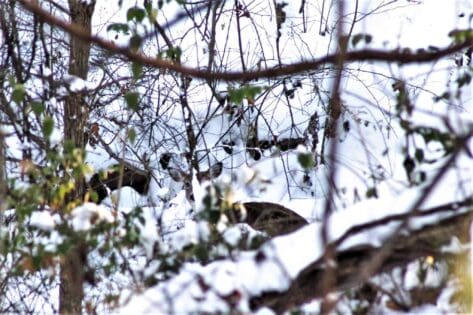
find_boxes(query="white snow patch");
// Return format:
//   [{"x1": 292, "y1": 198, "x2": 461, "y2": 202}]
[
  {"x1": 71, "y1": 203, "x2": 115, "y2": 231},
  {"x1": 63, "y1": 74, "x2": 96, "y2": 92},
  {"x1": 222, "y1": 225, "x2": 243, "y2": 246},
  {"x1": 30, "y1": 211, "x2": 56, "y2": 230}
]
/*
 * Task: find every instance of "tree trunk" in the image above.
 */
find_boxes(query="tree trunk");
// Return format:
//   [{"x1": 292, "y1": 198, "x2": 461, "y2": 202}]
[
  {"x1": 59, "y1": 1, "x2": 95, "y2": 314},
  {"x1": 0, "y1": 129, "x2": 6, "y2": 220}
]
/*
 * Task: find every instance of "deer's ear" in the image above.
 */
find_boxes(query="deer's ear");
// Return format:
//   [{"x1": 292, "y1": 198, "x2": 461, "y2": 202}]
[
  {"x1": 209, "y1": 162, "x2": 223, "y2": 178},
  {"x1": 168, "y1": 168, "x2": 184, "y2": 182}
]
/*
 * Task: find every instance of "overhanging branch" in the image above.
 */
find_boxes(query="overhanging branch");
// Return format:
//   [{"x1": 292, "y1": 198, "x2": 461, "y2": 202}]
[
  {"x1": 250, "y1": 206, "x2": 473, "y2": 313},
  {"x1": 18, "y1": 0, "x2": 473, "y2": 82}
]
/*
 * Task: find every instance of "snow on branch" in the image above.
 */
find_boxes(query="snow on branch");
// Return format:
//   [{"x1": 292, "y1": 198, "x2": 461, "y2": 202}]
[{"x1": 121, "y1": 190, "x2": 472, "y2": 313}]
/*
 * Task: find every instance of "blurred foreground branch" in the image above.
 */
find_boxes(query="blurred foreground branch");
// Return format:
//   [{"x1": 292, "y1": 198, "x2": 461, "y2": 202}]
[{"x1": 251, "y1": 201, "x2": 473, "y2": 313}]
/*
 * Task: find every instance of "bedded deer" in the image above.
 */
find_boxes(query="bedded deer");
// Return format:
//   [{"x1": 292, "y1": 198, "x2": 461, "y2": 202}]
[
  {"x1": 87, "y1": 160, "x2": 307, "y2": 236},
  {"x1": 167, "y1": 162, "x2": 308, "y2": 236}
]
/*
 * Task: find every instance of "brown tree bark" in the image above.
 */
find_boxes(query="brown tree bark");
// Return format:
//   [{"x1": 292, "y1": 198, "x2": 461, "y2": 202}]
[
  {"x1": 59, "y1": 1, "x2": 95, "y2": 314},
  {"x1": 0, "y1": 130, "x2": 6, "y2": 220}
]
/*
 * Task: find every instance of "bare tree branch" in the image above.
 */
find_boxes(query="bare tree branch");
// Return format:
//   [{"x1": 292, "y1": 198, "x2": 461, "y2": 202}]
[{"x1": 18, "y1": 0, "x2": 473, "y2": 82}]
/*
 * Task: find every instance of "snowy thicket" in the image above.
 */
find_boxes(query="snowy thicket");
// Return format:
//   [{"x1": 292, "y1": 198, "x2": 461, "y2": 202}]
[{"x1": 1, "y1": 0, "x2": 472, "y2": 314}]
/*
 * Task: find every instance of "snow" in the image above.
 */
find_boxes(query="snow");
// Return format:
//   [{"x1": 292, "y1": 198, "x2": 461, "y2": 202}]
[
  {"x1": 107, "y1": 186, "x2": 144, "y2": 208},
  {"x1": 222, "y1": 225, "x2": 245, "y2": 246},
  {"x1": 255, "y1": 307, "x2": 276, "y2": 315},
  {"x1": 3, "y1": 0, "x2": 472, "y2": 313},
  {"x1": 29, "y1": 211, "x2": 56, "y2": 231},
  {"x1": 70, "y1": 202, "x2": 115, "y2": 231},
  {"x1": 156, "y1": 187, "x2": 169, "y2": 199},
  {"x1": 113, "y1": 0, "x2": 473, "y2": 312},
  {"x1": 49, "y1": 126, "x2": 63, "y2": 145},
  {"x1": 120, "y1": 149, "x2": 472, "y2": 313},
  {"x1": 62, "y1": 74, "x2": 96, "y2": 92},
  {"x1": 42, "y1": 66, "x2": 52, "y2": 77},
  {"x1": 441, "y1": 236, "x2": 466, "y2": 254}
]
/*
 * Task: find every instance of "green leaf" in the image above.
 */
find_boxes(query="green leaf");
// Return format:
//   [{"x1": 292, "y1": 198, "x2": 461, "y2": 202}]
[
  {"x1": 125, "y1": 91, "x2": 139, "y2": 111},
  {"x1": 12, "y1": 84, "x2": 25, "y2": 103},
  {"x1": 165, "y1": 47, "x2": 182, "y2": 62},
  {"x1": 42, "y1": 116, "x2": 54, "y2": 138},
  {"x1": 228, "y1": 88, "x2": 245, "y2": 104},
  {"x1": 245, "y1": 85, "x2": 262, "y2": 100},
  {"x1": 106, "y1": 23, "x2": 129, "y2": 34},
  {"x1": 448, "y1": 29, "x2": 473, "y2": 44},
  {"x1": 128, "y1": 128, "x2": 136, "y2": 144},
  {"x1": 131, "y1": 62, "x2": 143, "y2": 79},
  {"x1": 129, "y1": 34, "x2": 142, "y2": 51},
  {"x1": 127, "y1": 7, "x2": 146, "y2": 22},
  {"x1": 366, "y1": 187, "x2": 378, "y2": 198},
  {"x1": 31, "y1": 102, "x2": 45, "y2": 115},
  {"x1": 64, "y1": 140, "x2": 75, "y2": 154},
  {"x1": 297, "y1": 152, "x2": 315, "y2": 170},
  {"x1": 227, "y1": 84, "x2": 263, "y2": 105}
]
